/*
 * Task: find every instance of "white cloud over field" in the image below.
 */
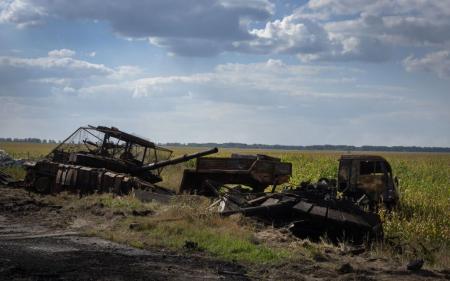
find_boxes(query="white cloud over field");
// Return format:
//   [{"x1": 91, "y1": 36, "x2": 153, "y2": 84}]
[{"x1": 0, "y1": 51, "x2": 448, "y2": 145}]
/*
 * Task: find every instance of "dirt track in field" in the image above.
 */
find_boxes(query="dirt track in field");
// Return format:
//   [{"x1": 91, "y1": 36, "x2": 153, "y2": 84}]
[
  {"x1": 0, "y1": 189, "x2": 248, "y2": 281},
  {"x1": 0, "y1": 187, "x2": 448, "y2": 281}
]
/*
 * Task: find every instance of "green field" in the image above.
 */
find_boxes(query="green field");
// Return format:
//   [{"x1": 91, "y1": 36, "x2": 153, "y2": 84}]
[{"x1": 1, "y1": 142, "x2": 449, "y2": 267}]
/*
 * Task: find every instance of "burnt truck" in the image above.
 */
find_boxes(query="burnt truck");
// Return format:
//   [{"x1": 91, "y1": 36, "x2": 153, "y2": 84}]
[
  {"x1": 179, "y1": 154, "x2": 292, "y2": 196},
  {"x1": 208, "y1": 154, "x2": 399, "y2": 243},
  {"x1": 336, "y1": 155, "x2": 399, "y2": 210},
  {"x1": 23, "y1": 126, "x2": 218, "y2": 195}
]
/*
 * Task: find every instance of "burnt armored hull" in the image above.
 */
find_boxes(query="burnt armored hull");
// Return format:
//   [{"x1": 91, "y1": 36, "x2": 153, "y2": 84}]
[
  {"x1": 24, "y1": 160, "x2": 171, "y2": 195},
  {"x1": 24, "y1": 126, "x2": 218, "y2": 195}
]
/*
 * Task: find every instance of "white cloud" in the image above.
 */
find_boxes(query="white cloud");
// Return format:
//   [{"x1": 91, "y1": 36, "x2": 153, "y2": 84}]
[
  {"x1": 109, "y1": 65, "x2": 143, "y2": 80},
  {"x1": 403, "y1": 51, "x2": 450, "y2": 79},
  {"x1": 236, "y1": 1, "x2": 450, "y2": 64},
  {"x1": 0, "y1": 52, "x2": 448, "y2": 146},
  {"x1": 0, "y1": 0, "x2": 46, "y2": 28},
  {"x1": 242, "y1": 16, "x2": 329, "y2": 54},
  {"x1": 77, "y1": 59, "x2": 399, "y2": 107},
  {"x1": 0, "y1": 52, "x2": 114, "y2": 97},
  {"x1": 48, "y1": 48, "x2": 76, "y2": 58},
  {"x1": 0, "y1": 55, "x2": 111, "y2": 75}
]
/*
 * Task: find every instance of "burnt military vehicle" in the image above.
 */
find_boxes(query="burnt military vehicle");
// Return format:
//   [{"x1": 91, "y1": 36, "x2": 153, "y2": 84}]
[
  {"x1": 24, "y1": 126, "x2": 218, "y2": 195},
  {"x1": 179, "y1": 154, "x2": 292, "y2": 196},
  {"x1": 209, "y1": 154, "x2": 398, "y2": 243},
  {"x1": 336, "y1": 155, "x2": 399, "y2": 210}
]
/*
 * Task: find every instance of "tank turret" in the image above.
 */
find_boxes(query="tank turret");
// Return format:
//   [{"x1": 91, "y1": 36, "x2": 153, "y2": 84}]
[{"x1": 24, "y1": 126, "x2": 218, "y2": 194}]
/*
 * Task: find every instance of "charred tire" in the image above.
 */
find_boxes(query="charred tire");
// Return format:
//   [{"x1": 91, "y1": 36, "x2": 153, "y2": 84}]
[{"x1": 34, "y1": 176, "x2": 51, "y2": 194}]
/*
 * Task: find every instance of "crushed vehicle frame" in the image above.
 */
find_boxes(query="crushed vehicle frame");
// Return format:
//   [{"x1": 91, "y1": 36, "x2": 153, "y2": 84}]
[{"x1": 216, "y1": 184, "x2": 384, "y2": 244}]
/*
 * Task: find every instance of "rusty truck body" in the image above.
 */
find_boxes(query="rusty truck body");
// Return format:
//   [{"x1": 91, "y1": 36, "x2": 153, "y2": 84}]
[{"x1": 179, "y1": 154, "x2": 292, "y2": 196}]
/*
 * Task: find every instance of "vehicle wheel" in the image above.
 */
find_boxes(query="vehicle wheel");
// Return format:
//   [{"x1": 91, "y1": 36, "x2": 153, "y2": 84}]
[{"x1": 34, "y1": 177, "x2": 51, "y2": 194}]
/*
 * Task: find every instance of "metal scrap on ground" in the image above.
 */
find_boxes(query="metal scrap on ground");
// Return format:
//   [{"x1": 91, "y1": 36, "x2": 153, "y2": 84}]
[
  {"x1": 0, "y1": 149, "x2": 25, "y2": 168},
  {"x1": 0, "y1": 149, "x2": 25, "y2": 186},
  {"x1": 213, "y1": 182, "x2": 383, "y2": 243}
]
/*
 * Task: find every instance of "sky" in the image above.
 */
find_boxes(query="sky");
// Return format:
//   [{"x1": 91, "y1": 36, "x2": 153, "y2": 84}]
[{"x1": 0, "y1": 0, "x2": 449, "y2": 146}]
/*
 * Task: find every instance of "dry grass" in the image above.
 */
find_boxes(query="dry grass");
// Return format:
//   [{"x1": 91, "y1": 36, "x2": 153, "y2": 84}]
[
  {"x1": 43, "y1": 192, "x2": 292, "y2": 263},
  {"x1": 0, "y1": 142, "x2": 56, "y2": 159}
]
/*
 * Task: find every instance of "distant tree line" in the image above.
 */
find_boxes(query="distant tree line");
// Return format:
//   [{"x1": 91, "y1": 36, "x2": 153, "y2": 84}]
[
  {"x1": 1, "y1": 138, "x2": 448, "y2": 152},
  {"x1": 164, "y1": 142, "x2": 450, "y2": 153},
  {"x1": 0, "y1": 138, "x2": 59, "y2": 144}
]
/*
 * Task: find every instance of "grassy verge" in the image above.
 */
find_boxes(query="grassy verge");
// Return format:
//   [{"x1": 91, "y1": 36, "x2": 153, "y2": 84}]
[{"x1": 45, "y1": 193, "x2": 292, "y2": 264}]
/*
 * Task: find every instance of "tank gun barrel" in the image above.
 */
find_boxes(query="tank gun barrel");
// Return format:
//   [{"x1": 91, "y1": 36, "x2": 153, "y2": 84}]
[{"x1": 134, "y1": 147, "x2": 218, "y2": 172}]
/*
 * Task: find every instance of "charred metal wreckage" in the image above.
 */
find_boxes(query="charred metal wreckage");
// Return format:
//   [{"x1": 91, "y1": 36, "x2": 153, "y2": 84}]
[
  {"x1": 188, "y1": 154, "x2": 398, "y2": 243},
  {"x1": 1, "y1": 125, "x2": 400, "y2": 243},
  {"x1": 21, "y1": 126, "x2": 218, "y2": 196}
]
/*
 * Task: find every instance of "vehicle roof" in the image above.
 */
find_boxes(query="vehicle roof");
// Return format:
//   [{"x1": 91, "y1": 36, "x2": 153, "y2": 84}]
[
  {"x1": 92, "y1": 126, "x2": 172, "y2": 152},
  {"x1": 339, "y1": 154, "x2": 387, "y2": 161}
]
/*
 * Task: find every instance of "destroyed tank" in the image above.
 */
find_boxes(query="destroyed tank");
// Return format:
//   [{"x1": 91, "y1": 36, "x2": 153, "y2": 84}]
[{"x1": 23, "y1": 126, "x2": 218, "y2": 195}]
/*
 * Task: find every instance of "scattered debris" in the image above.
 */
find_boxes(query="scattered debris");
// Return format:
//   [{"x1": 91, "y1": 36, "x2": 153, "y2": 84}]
[
  {"x1": 0, "y1": 149, "x2": 25, "y2": 167},
  {"x1": 0, "y1": 150, "x2": 25, "y2": 186},
  {"x1": 0, "y1": 170, "x2": 15, "y2": 185},
  {"x1": 407, "y1": 259, "x2": 424, "y2": 271},
  {"x1": 215, "y1": 184, "x2": 383, "y2": 244}
]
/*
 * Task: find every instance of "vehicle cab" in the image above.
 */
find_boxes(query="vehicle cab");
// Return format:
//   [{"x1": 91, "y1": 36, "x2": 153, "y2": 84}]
[{"x1": 337, "y1": 155, "x2": 399, "y2": 210}]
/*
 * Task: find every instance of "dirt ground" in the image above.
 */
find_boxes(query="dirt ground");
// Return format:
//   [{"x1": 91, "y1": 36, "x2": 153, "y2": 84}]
[{"x1": 0, "y1": 186, "x2": 448, "y2": 281}]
